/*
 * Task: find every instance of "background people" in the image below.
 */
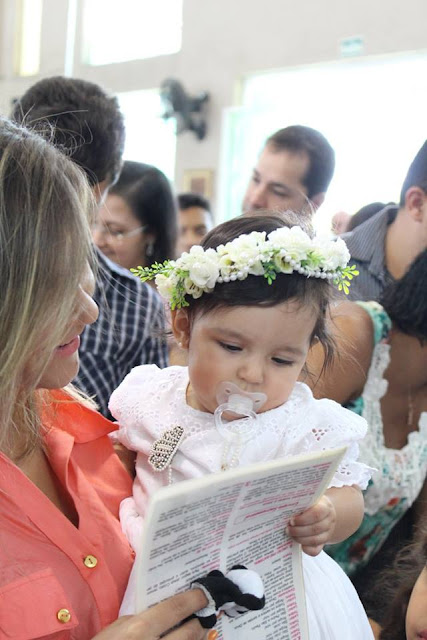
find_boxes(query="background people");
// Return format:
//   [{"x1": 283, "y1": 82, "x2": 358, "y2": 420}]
[
  {"x1": 305, "y1": 250, "x2": 427, "y2": 626},
  {"x1": 11, "y1": 76, "x2": 168, "y2": 417},
  {"x1": 346, "y1": 202, "x2": 388, "y2": 233},
  {"x1": 177, "y1": 192, "x2": 213, "y2": 255},
  {"x1": 93, "y1": 160, "x2": 177, "y2": 271},
  {"x1": 343, "y1": 140, "x2": 427, "y2": 301},
  {"x1": 242, "y1": 125, "x2": 335, "y2": 216},
  {"x1": 0, "y1": 117, "x2": 207, "y2": 640},
  {"x1": 331, "y1": 211, "x2": 351, "y2": 235},
  {"x1": 170, "y1": 193, "x2": 213, "y2": 364},
  {"x1": 332, "y1": 203, "x2": 390, "y2": 236},
  {"x1": 377, "y1": 524, "x2": 427, "y2": 640}
]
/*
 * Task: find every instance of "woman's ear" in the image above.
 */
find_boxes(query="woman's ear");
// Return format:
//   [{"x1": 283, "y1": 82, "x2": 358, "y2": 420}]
[
  {"x1": 171, "y1": 309, "x2": 191, "y2": 349},
  {"x1": 405, "y1": 186, "x2": 427, "y2": 222}
]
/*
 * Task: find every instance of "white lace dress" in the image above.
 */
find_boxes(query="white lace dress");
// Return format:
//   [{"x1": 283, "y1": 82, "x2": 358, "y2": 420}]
[{"x1": 110, "y1": 365, "x2": 374, "y2": 639}]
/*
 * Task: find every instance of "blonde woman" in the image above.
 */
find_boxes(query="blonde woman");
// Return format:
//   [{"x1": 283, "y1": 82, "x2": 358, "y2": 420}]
[{"x1": 0, "y1": 118, "x2": 208, "y2": 640}]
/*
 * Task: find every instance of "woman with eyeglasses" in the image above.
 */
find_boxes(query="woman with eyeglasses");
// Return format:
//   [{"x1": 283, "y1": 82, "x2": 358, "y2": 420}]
[{"x1": 93, "y1": 160, "x2": 178, "y2": 271}]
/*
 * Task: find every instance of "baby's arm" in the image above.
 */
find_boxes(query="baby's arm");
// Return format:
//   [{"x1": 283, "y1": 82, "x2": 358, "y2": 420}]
[
  {"x1": 287, "y1": 484, "x2": 364, "y2": 557},
  {"x1": 113, "y1": 441, "x2": 137, "y2": 477},
  {"x1": 109, "y1": 365, "x2": 161, "y2": 476}
]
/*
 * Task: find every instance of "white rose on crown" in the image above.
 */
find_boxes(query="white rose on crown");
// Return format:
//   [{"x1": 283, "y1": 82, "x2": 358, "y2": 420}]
[
  {"x1": 273, "y1": 253, "x2": 294, "y2": 273},
  {"x1": 226, "y1": 231, "x2": 265, "y2": 255},
  {"x1": 186, "y1": 248, "x2": 219, "y2": 289},
  {"x1": 333, "y1": 237, "x2": 351, "y2": 267},
  {"x1": 188, "y1": 260, "x2": 219, "y2": 289},
  {"x1": 176, "y1": 245, "x2": 203, "y2": 270},
  {"x1": 175, "y1": 246, "x2": 219, "y2": 289},
  {"x1": 224, "y1": 231, "x2": 266, "y2": 276},
  {"x1": 155, "y1": 273, "x2": 177, "y2": 299},
  {"x1": 268, "y1": 226, "x2": 311, "y2": 263},
  {"x1": 247, "y1": 258, "x2": 265, "y2": 276},
  {"x1": 215, "y1": 243, "x2": 227, "y2": 257},
  {"x1": 218, "y1": 254, "x2": 234, "y2": 278},
  {"x1": 183, "y1": 277, "x2": 204, "y2": 298},
  {"x1": 134, "y1": 226, "x2": 355, "y2": 308},
  {"x1": 313, "y1": 236, "x2": 350, "y2": 271}
]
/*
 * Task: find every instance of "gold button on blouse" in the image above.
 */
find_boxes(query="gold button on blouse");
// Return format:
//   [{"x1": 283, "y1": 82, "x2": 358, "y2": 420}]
[
  {"x1": 83, "y1": 554, "x2": 98, "y2": 568},
  {"x1": 57, "y1": 608, "x2": 71, "y2": 623}
]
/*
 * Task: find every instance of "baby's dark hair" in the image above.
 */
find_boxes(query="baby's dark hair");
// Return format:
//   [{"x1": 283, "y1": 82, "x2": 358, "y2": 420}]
[{"x1": 185, "y1": 213, "x2": 336, "y2": 367}]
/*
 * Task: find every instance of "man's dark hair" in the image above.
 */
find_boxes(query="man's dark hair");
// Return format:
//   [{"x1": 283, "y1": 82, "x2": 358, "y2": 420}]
[
  {"x1": 177, "y1": 192, "x2": 211, "y2": 214},
  {"x1": 381, "y1": 248, "x2": 427, "y2": 343},
  {"x1": 399, "y1": 140, "x2": 427, "y2": 206},
  {"x1": 266, "y1": 125, "x2": 335, "y2": 199},
  {"x1": 11, "y1": 76, "x2": 125, "y2": 187},
  {"x1": 347, "y1": 202, "x2": 388, "y2": 232}
]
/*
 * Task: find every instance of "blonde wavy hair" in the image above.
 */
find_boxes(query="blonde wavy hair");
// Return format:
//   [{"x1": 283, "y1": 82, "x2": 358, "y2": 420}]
[{"x1": 0, "y1": 118, "x2": 95, "y2": 458}]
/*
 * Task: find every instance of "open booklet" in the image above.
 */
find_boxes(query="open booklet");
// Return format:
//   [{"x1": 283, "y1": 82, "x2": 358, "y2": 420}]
[{"x1": 134, "y1": 446, "x2": 346, "y2": 640}]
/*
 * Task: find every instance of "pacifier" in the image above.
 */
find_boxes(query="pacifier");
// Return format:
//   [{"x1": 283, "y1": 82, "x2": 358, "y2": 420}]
[
  {"x1": 214, "y1": 381, "x2": 267, "y2": 445},
  {"x1": 216, "y1": 381, "x2": 267, "y2": 414}
]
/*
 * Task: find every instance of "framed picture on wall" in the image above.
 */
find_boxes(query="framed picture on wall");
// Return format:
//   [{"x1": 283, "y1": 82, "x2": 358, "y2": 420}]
[{"x1": 182, "y1": 169, "x2": 214, "y2": 199}]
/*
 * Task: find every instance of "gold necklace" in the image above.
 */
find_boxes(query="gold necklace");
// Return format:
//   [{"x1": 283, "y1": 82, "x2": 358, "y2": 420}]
[{"x1": 407, "y1": 387, "x2": 414, "y2": 429}]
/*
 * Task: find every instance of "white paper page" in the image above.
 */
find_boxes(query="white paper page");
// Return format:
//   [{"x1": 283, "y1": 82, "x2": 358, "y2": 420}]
[{"x1": 135, "y1": 447, "x2": 346, "y2": 639}]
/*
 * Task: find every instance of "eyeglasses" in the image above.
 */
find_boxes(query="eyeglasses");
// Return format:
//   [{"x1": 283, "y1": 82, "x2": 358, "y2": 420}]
[{"x1": 91, "y1": 222, "x2": 147, "y2": 242}]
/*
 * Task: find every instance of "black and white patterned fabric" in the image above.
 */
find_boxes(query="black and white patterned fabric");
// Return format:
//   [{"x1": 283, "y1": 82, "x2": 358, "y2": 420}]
[{"x1": 74, "y1": 249, "x2": 168, "y2": 417}]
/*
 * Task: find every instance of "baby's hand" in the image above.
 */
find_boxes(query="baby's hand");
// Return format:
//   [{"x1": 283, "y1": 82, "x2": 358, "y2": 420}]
[{"x1": 286, "y1": 495, "x2": 336, "y2": 557}]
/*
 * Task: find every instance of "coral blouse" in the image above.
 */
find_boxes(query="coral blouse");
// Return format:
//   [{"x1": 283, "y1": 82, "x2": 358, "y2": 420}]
[{"x1": 0, "y1": 391, "x2": 134, "y2": 640}]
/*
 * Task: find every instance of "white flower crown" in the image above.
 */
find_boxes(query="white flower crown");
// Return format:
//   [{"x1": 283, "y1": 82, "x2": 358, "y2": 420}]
[{"x1": 132, "y1": 226, "x2": 359, "y2": 309}]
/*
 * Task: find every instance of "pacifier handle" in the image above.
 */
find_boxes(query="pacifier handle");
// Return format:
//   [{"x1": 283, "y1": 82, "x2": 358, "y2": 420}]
[
  {"x1": 214, "y1": 401, "x2": 257, "y2": 443},
  {"x1": 214, "y1": 381, "x2": 266, "y2": 446}
]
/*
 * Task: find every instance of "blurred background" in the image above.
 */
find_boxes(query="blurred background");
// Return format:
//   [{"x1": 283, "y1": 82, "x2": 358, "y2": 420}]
[{"x1": 1, "y1": 0, "x2": 426, "y2": 232}]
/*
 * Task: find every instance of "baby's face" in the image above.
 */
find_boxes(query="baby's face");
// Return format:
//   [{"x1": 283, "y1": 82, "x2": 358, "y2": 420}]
[{"x1": 185, "y1": 301, "x2": 316, "y2": 415}]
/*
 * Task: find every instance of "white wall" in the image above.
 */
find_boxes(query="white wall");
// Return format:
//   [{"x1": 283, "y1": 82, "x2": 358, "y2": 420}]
[{"x1": 1, "y1": 0, "x2": 426, "y2": 210}]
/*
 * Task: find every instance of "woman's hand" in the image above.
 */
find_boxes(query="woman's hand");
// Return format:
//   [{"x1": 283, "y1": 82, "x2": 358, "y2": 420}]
[
  {"x1": 287, "y1": 495, "x2": 337, "y2": 556},
  {"x1": 92, "y1": 589, "x2": 210, "y2": 639}
]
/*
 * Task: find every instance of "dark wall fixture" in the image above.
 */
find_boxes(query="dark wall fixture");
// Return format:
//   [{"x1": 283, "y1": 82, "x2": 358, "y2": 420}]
[{"x1": 160, "y1": 78, "x2": 209, "y2": 141}]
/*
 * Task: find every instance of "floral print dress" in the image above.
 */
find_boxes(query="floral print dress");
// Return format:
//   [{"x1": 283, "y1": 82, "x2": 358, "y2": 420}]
[{"x1": 327, "y1": 301, "x2": 427, "y2": 575}]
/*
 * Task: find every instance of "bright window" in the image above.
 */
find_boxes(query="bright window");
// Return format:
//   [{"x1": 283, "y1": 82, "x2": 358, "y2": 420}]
[
  {"x1": 81, "y1": 0, "x2": 182, "y2": 66},
  {"x1": 15, "y1": 0, "x2": 43, "y2": 76},
  {"x1": 118, "y1": 89, "x2": 176, "y2": 181},
  {"x1": 220, "y1": 53, "x2": 427, "y2": 232}
]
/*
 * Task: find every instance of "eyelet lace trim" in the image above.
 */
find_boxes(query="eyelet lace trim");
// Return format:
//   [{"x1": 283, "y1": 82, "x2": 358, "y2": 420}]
[
  {"x1": 110, "y1": 366, "x2": 372, "y2": 496},
  {"x1": 358, "y1": 342, "x2": 427, "y2": 514}
]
